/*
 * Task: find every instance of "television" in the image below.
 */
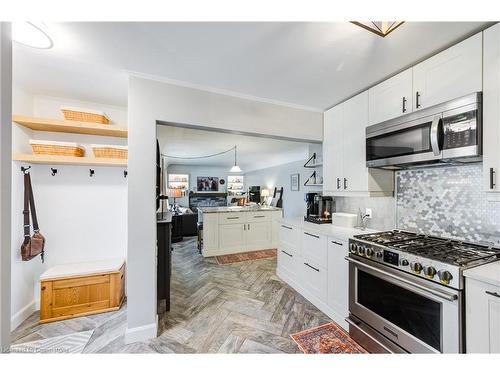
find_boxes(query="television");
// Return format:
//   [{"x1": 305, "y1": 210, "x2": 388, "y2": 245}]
[{"x1": 197, "y1": 177, "x2": 219, "y2": 192}]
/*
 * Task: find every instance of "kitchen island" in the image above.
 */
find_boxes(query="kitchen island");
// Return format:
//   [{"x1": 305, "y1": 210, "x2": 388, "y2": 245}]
[{"x1": 198, "y1": 206, "x2": 283, "y2": 257}]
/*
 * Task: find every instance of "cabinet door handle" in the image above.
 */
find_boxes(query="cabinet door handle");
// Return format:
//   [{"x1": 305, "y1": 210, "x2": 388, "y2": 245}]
[
  {"x1": 331, "y1": 240, "x2": 343, "y2": 246},
  {"x1": 253, "y1": 215, "x2": 266, "y2": 218},
  {"x1": 304, "y1": 262, "x2": 320, "y2": 272},
  {"x1": 281, "y1": 225, "x2": 293, "y2": 230},
  {"x1": 416, "y1": 91, "x2": 421, "y2": 108},
  {"x1": 337, "y1": 178, "x2": 341, "y2": 189},
  {"x1": 227, "y1": 216, "x2": 240, "y2": 220},
  {"x1": 281, "y1": 250, "x2": 293, "y2": 257},
  {"x1": 490, "y1": 168, "x2": 496, "y2": 189},
  {"x1": 248, "y1": 223, "x2": 250, "y2": 230},
  {"x1": 402, "y1": 96, "x2": 407, "y2": 113},
  {"x1": 344, "y1": 178, "x2": 347, "y2": 190},
  {"x1": 304, "y1": 232, "x2": 319, "y2": 239},
  {"x1": 486, "y1": 291, "x2": 500, "y2": 298}
]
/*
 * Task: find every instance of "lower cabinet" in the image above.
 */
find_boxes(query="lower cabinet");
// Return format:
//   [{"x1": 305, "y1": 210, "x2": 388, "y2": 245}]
[
  {"x1": 218, "y1": 223, "x2": 246, "y2": 253},
  {"x1": 327, "y1": 237, "x2": 349, "y2": 324},
  {"x1": 276, "y1": 224, "x2": 350, "y2": 330},
  {"x1": 466, "y1": 278, "x2": 500, "y2": 353},
  {"x1": 246, "y1": 221, "x2": 272, "y2": 250}
]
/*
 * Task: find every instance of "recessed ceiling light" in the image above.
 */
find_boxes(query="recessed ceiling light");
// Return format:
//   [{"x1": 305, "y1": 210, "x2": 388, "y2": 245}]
[
  {"x1": 351, "y1": 21, "x2": 404, "y2": 38},
  {"x1": 12, "y1": 22, "x2": 53, "y2": 49}
]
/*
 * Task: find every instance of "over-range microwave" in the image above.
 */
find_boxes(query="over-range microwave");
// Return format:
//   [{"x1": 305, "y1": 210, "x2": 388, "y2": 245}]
[{"x1": 366, "y1": 92, "x2": 482, "y2": 169}]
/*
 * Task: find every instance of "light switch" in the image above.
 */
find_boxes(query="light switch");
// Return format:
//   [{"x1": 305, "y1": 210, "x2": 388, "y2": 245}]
[{"x1": 365, "y1": 208, "x2": 372, "y2": 218}]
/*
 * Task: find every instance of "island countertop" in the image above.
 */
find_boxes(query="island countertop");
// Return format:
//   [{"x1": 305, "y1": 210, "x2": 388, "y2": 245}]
[{"x1": 198, "y1": 206, "x2": 282, "y2": 213}]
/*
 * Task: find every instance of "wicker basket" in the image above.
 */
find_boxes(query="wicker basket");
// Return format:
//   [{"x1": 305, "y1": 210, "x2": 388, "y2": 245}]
[
  {"x1": 30, "y1": 140, "x2": 85, "y2": 157},
  {"x1": 61, "y1": 106, "x2": 110, "y2": 124},
  {"x1": 91, "y1": 144, "x2": 128, "y2": 159}
]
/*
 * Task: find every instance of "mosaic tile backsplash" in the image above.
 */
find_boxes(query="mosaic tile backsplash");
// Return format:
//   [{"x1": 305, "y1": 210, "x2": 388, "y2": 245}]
[{"x1": 396, "y1": 164, "x2": 500, "y2": 245}]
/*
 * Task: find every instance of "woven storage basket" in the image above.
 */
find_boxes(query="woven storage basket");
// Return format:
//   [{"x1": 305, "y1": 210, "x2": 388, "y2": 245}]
[
  {"x1": 30, "y1": 140, "x2": 85, "y2": 157},
  {"x1": 91, "y1": 145, "x2": 128, "y2": 159},
  {"x1": 61, "y1": 107, "x2": 110, "y2": 124}
]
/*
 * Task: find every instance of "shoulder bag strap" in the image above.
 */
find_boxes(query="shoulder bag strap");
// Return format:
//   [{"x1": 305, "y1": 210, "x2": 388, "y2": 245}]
[
  {"x1": 27, "y1": 173, "x2": 40, "y2": 232},
  {"x1": 23, "y1": 173, "x2": 31, "y2": 242}
]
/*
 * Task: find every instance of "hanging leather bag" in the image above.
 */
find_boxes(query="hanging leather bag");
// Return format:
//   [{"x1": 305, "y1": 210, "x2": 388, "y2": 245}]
[{"x1": 21, "y1": 172, "x2": 45, "y2": 262}]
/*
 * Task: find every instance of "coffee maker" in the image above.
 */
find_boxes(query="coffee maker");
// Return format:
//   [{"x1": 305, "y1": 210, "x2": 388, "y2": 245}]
[{"x1": 304, "y1": 193, "x2": 334, "y2": 224}]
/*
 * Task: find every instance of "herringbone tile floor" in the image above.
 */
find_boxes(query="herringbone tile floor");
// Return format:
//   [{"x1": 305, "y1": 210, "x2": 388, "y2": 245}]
[{"x1": 12, "y1": 237, "x2": 331, "y2": 353}]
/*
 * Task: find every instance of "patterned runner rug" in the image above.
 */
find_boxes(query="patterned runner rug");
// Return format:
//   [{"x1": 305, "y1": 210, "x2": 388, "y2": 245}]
[
  {"x1": 10, "y1": 330, "x2": 94, "y2": 354},
  {"x1": 291, "y1": 322, "x2": 367, "y2": 354},
  {"x1": 216, "y1": 249, "x2": 277, "y2": 264}
]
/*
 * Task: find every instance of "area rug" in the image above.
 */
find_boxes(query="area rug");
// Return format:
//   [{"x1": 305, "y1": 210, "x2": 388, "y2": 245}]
[
  {"x1": 291, "y1": 322, "x2": 367, "y2": 354},
  {"x1": 10, "y1": 330, "x2": 94, "y2": 354},
  {"x1": 216, "y1": 249, "x2": 277, "y2": 264}
]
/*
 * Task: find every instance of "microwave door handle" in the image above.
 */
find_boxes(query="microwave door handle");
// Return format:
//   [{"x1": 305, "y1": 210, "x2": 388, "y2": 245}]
[{"x1": 430, "y1": 116, "x2": 443, "y2": 156}]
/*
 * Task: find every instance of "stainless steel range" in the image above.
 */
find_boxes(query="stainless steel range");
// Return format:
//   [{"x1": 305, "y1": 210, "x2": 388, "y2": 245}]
[{"x1": 346, "y1": 230, "x2": 500, "y2": 354}]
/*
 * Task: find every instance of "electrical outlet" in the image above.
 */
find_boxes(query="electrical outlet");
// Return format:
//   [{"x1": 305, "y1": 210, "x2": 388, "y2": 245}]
[{"x1": 365, "y1": 208, "x2": 372, "y2": 218}]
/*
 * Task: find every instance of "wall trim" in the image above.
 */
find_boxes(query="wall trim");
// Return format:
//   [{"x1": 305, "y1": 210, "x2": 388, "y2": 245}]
[
  {"x1": 124, "y1": 321, "x2": 158, "y2": 344},
  {"x1": 11, "y1": 300, "x2": 36, "y2": 331}
]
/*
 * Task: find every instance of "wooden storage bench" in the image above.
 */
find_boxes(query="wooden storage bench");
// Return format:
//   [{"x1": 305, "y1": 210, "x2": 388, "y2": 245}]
[{"x1": 39, "y1": 258, "x2": 125, "y2": 324}]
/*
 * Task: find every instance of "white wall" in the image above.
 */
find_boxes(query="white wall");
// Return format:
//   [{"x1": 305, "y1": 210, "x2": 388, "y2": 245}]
[
  {"x1": 10, "y1": 91, "x2": 128, "y2": 330},
  {"x1": 245, "y1": 160, "x2": 322, "y2": 218},
  {"x1": 127, "y1": 76, "x2": 323, "y2": 343},
  {"x1": 0, "y1": 22, "x2": 12, "y2": 351},
  {"x1": 166, "y1": 164, "x2": 235, "y2": 207}
]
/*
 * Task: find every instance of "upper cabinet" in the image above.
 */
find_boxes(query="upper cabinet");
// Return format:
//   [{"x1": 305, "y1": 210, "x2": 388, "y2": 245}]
[
  {"x1": 413, "y1": 33, "x2": 482, "y2": 110},
  {"x1": 323, "y1": 91, "x2": 393, "y2": 197},
  {"x1": 368, "y1": 68, "x2": 413, "y2": 125},
  {"x1": 368, "y1": 33, "x2": 483, "y2": 127},
  {"x1": 482, "y1": 24, "x2": 500, "y2": 199}
]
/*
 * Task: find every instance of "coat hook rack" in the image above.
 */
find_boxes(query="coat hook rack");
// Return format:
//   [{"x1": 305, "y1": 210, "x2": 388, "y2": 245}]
[
  {"x1": 21, "y1": 165, "x2": 31, "y2": 174},
  {"x1": 124, "y1": 170, "x2": 128, "y2": 178},
  {"x1": 51, "y1": 168, "x2": 58, "y2": 176},
  {"x1": 89, "y1": 169, "x2": 95, "y2": 177}
]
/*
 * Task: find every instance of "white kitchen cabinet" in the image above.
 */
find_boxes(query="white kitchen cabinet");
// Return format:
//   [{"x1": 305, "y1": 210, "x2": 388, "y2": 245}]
[
  {"x1": 301, "y1": 230, "x2": 327, "y2": 267},
  {"x1": 368, "y1": 68, "x2": 413, "y2": 125},
  {"x1": 245, "y1": 221, "x2": 271, "y2": 250},
  {"x1": 482, "y1": 24, "x2": 500, "y2": 199},
  {"x1": 413, "y1": 33, "x2": 482, "y2": 111},
  {"x1": 323, "y1": 91, "x2": 393, "y2": 197},
  {"x1": 218, "y1": 223, "x2": 246, "y2": 253},
  {"x1": 271, "y1": 210, "x2": 283, "y2": 247},
  {"x1": 466, "y1": 278, "x2": 500, "y2": 353},
  {"x1": 327, "y1": 237, "x2": 349, "y2": 327},
  {"x1": 277, "y1": 243, "x2": 298, "y2": 281},
  {"x1": 300, "y1": 260, "x2": 328, "y2": 302},
  {"x1": 202, "y1": 213, "x2": 219, "y2": 252},
  {"x1": 323, "y1": 103, "x2": 343, "y2": 193}
]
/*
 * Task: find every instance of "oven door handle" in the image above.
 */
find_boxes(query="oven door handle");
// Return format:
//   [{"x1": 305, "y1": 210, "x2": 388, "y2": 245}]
[
  {"x1": 430, "y1": 115, "x2": 443, "y2": 156},
  {"x1": 345, "y1": 257, "x2": 458, "y2": 302}
]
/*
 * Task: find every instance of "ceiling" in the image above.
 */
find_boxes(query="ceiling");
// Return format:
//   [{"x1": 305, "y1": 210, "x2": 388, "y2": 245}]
[
  {"x1": 13, "y1": 22, "x2": 490, "y2": 110},
  {"x1": 157, "y1": 124, "x2": 311, "y2": 172}
]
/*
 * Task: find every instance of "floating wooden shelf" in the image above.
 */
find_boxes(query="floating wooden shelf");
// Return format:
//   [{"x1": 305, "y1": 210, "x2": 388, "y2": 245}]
[
  {"x1": 13, "y1": 115, "x2": 128, "y2": 138},
  {"x1": 13, "y1": 153, "x2": 127, "y2": 167}
]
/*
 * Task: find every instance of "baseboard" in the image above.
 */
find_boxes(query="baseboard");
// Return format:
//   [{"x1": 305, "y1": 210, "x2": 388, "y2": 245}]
[
  {"x1": 124, "y1": 321, "x2": 158, "y2": 344},
  {"x1": 277, "y1": 269, "x2": 348, "y2": 331},
  {"x1": 11, "y1": 300, "x2": 36, "y2": 331}
]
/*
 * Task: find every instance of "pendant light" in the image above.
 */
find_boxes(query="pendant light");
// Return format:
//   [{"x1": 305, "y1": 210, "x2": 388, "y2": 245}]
[
  {"x1": 351, "y1": 21, "x2": 404, "y2": 38},
  {"x1": 229, "y1": 145, "x2": 242, "y2": 173}
]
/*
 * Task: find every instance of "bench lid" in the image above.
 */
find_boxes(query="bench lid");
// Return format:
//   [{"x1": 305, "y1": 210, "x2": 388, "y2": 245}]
[{"x1": 40, "y1": 258, "x2": 125, "y2": 280}]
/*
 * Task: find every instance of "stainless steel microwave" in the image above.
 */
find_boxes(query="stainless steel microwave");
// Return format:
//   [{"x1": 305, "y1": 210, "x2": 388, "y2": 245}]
[{"x1": 366, "y1": 92, "x2": 482, "y2": 169}]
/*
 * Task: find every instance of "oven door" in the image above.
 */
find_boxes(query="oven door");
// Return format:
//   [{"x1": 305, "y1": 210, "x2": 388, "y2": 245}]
[
  {"x1": 346, "y1": 256, "x2": 462, "y2": 353},
  {"x1": 366, "y1": 114, "x2": 443, "y2": 168}
]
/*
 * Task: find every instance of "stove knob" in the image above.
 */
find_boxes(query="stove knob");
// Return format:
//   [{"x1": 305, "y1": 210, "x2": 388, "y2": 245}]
[
  {"x1": 438, "y1": 270, "x2": 453, "y2": 285},
  {"x1": 365, "y1": 248, "x2": 374, "y2": 257},
  {"x1": 358, "y1": 246, "x2": 365, "y2": 255},
  {"x1": 423, "y1": 266, "x2": 437, "y2": 278},
  {"x1": 376, "y1": 251, "x2": 383, "y2": 259},
  {"x1": 349, "y1": 243, "x2": 357, "y2": 253},
  {"x1": 400, "y1": 259, "x2": 409, "y2": 266},
  {"x1": 410, "y1": 262, "x2": 423, "y2": 274}
]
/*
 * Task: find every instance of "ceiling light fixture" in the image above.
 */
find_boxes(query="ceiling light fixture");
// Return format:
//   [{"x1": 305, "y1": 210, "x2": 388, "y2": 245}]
[
  {"x1": 351, "y1": 21, "x2": 404, "y2": 38},
  {"x1": 12, "y1": 22, "x2": 53, "y2": 49},
  {"x1": 229, "y1": 145, "x2": 242, "y2": 173}
]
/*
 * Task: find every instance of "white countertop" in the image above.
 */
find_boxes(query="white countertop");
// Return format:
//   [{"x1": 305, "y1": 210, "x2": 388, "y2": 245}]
[
  {"x1": 278, "y1": 216, "x2": 378, "y2": 240},
  {"x1": 199, "y1": 206, "x2": 282, "y2": 213},
  {"x1": 463, "y1": 261, "x2": 500, "y2": 287},
  {"x1": 40, "y1": 258, "x2": 125, "y2": 280}
]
